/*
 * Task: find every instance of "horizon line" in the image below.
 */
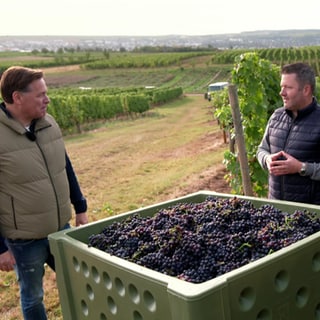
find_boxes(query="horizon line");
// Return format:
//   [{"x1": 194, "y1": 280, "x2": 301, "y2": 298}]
[{"x1": 1, "y1": 29, "x2": 320, "y2": 38}]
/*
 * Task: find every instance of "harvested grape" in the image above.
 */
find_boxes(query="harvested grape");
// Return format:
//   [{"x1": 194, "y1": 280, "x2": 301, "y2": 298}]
[{"x1": 88, "y1": 196, "x2": 320, "y2": 283}]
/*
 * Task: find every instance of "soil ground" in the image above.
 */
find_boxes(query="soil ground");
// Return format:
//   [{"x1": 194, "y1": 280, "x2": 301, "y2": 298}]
[{"x1": 159, "y1": 134, "x2": 232, "y2": 198}]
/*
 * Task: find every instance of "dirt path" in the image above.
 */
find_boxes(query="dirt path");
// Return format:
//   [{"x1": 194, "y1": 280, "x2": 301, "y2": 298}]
[{"x1": 153, "y1": 94, "x2": 232, "y2": 197}]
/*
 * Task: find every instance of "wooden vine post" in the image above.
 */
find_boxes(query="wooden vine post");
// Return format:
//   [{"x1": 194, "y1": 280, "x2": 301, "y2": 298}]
[{"x1": 228, "y1": 84, "x2": 254, "y2": 196}]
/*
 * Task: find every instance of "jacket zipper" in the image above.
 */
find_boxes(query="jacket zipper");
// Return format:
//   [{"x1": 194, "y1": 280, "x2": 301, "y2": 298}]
[{"x1": 280, "y1": 118, "x2": 295, "y2": 199}]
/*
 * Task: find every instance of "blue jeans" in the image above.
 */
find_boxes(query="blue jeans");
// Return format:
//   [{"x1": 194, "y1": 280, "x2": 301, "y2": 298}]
[{"x1": 5, "y1": 224, "x2": 70, "y2": 320}]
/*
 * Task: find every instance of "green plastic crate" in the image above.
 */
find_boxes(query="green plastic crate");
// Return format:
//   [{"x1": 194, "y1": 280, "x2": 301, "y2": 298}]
[{"x1": 48, "y1": 191, "x2": 320, "y2": 320}]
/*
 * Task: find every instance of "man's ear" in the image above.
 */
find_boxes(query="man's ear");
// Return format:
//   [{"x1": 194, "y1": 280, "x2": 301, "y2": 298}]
[
  {"x1": 303, "y1": 84, "x2": 312, "y2": 96},
  {"x1": 12, "y1": 91, "x2": 23, "y2": 104}
]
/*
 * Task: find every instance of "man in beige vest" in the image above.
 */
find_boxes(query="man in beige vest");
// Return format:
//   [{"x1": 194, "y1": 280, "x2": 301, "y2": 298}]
[{"x1": 0, "y1": 66, "x2": 88, "y2": 320}]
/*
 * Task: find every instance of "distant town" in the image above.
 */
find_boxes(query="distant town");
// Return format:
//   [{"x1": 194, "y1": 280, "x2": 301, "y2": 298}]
[{"x1": 1, "y1": 30, "x2": 320, "y2": 52}]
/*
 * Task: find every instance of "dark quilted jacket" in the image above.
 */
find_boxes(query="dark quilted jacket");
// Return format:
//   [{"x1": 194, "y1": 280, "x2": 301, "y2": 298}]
[{"x1": 267, "y1": 99, "x2": 320, "y2": 204}]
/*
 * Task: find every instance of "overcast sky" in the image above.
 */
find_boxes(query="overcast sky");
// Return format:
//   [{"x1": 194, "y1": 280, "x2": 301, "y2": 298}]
[{"x1": 2, "y1": 0, "x2": 319, "y2": 36}]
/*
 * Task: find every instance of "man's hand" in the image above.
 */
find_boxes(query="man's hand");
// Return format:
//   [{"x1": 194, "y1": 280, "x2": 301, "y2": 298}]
[
  {"x1": 268, "y1": 151, "x2": 302, "y2": 176},
  {"x1": 0, "y1": 250, "x2": 16, "y2": 272},
  {"x1": 75, "y1": 212, "x2": 89, "y2": 227}
]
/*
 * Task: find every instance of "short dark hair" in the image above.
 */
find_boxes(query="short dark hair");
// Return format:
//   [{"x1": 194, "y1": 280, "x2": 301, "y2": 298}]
[
  {"x1": 281, "y1": 62, "x2": 316, "y2": 94},
  {"x1": 0, "y1": 66, "x2": 44, "y2": 104}
]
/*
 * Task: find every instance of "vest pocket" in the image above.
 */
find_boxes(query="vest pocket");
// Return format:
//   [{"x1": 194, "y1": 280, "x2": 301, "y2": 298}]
[{"x1": 0, "y1": 191, "x2": 17, "y2": 230}]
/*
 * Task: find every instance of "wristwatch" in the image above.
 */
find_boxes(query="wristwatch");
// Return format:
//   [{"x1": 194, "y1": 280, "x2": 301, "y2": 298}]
[{"x1": 299, "y1": 162, "x2": 307, "y2": 176}]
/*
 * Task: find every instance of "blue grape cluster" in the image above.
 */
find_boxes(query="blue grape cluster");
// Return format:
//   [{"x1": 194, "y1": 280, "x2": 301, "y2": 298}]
[{"x1": 88, "y1": 196, "x2": 320, "y2": 283}]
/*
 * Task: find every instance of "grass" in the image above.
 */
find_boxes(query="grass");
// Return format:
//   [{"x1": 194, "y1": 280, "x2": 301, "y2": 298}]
[
  {"x1": 65, "y1": 94, "x2": 227, "y2": 217},
  {"x1": 0, "y1": 94, "x2": 229, "y2": 319}
]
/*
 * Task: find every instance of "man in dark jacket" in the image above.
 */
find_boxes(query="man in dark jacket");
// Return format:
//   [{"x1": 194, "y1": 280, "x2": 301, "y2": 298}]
[
  {"x1": 0, "y1": 66, "x2": 88, "y2": 320},
  {"x1": 257, "y1": 62, "x2": 320, "y2": 204}
]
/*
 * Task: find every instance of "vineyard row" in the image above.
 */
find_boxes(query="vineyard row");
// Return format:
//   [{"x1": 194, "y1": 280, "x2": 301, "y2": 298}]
[{"x1": 48, "y1": 87, "x2": 183, "y2": 133}]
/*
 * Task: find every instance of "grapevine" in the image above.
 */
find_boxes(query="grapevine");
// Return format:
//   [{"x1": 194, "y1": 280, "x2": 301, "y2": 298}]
[
  {"x1": 213, "y1": 52, "x2": 283, "y2": 196},
  {"x1": 88, "y1": 196, "x2": 320, "y2": 283}
]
